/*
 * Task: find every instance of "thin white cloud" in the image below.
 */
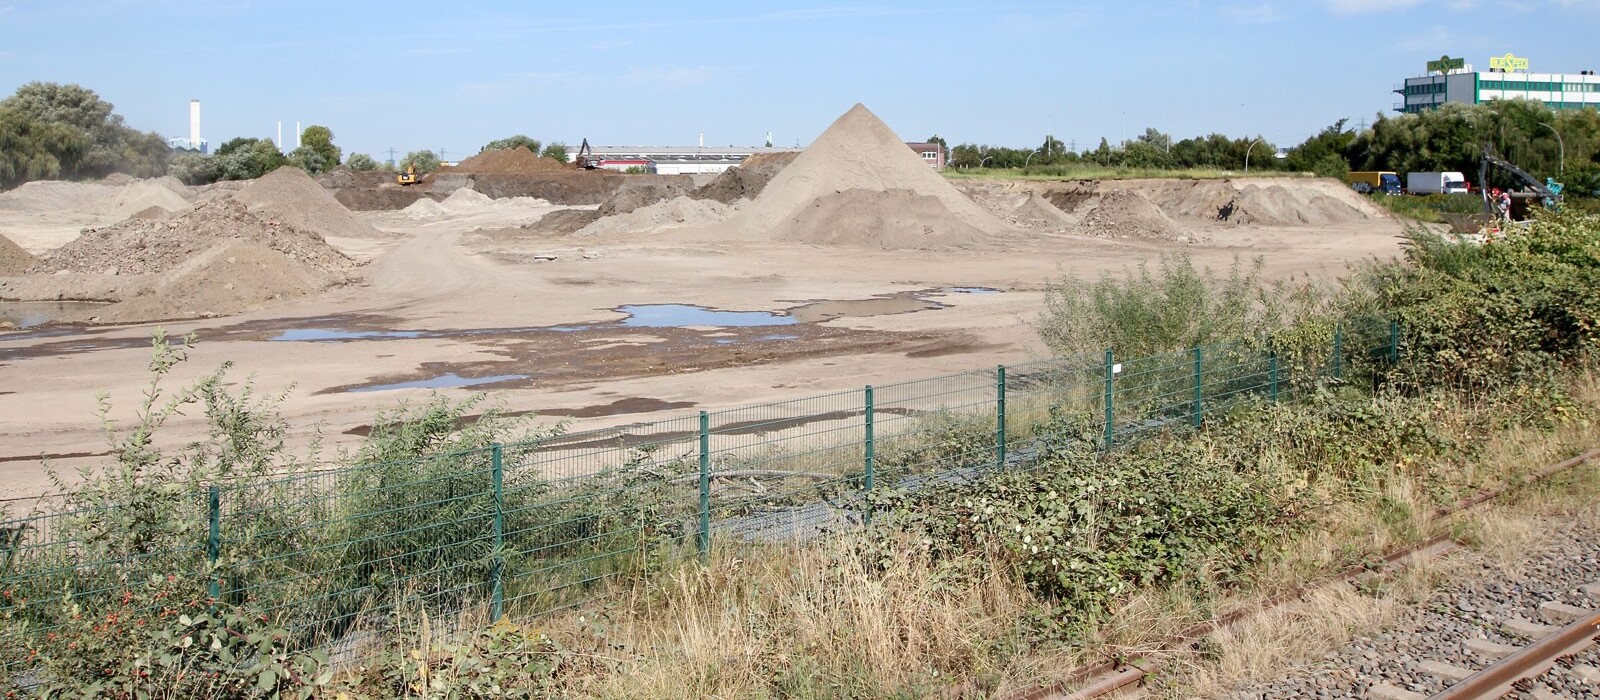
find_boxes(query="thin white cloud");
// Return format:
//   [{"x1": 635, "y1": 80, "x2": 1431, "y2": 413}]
[
  {"x1": 1224, "y1": 2, "x2": 1284, "y2": 22},
  {"x1": 1325, "y1": 0, "x2": 1423, "y2": 13}
]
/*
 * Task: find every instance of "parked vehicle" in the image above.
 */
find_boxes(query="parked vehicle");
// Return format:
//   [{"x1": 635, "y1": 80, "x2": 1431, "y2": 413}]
[
  {"x1": 1407, "y1": 171, "x2": 1469, "y2": 195},
  {"x1": 1347, "y1": 171, "x2": 1402, "y2": 195}
]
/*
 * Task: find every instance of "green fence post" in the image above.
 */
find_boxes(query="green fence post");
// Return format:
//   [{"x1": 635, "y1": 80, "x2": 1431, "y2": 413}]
[
  {"x1": 206, "y1": 486, "x2": 220, "y2": 601},
  {"x1": 1269, "y1": 352, "x2": 1279, "y2": 403},
  {"x1": 1191, "y1": 347, "x2": 1203, "y2": 427},
  {"x1": 863, "y1": 385, "x2": 875, "y2": 525},
  {"x1": 1388, "y1": 319, "x2": 1400, "y2": 364},
  {"x1": 1103, "y1": 349, "x2": 1115, "y2": 449},
  {"x1": 995, "y1": 365, "x2": 1007, "y2": 469},
  {"x1": 490, "y1": 443, "x2": 504, "y2": 623},
  {"x1": 1332, "y1": 324, "x2": 1344, "y2": 380},
  {"x1": 697, "y1": 411, "x2": 710, "y2": 563}
]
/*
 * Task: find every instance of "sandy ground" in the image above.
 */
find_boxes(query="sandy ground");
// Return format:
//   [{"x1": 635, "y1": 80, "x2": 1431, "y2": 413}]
[{"x1": 0, "y1": 196, "x2": 1404, "y2": 503}]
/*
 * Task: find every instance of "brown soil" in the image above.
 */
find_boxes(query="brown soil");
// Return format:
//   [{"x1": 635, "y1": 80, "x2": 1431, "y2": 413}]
[
  {"x1": 576, "y1": 197, "x2": 733, "y2": 237},
  {"x1": 731, "y1": 104, "x2": 1005, "y2": 249},
  {"x1": 1077, "y1": 190, "x2": 1187, "y2": 241},
  {"x1": 335, "y1": 187, "x2": 437, "y2": 211},
  {"x1": 234, "y1": 167, "x2": 391, "y2": 239},
  {"x1": 597, "y1": 181, "x2": 693, "y2": 217},
  {"x1": 29, "y1": 198, "x2": 357, "y2": 278},
  {"x1": 444, "y1": 148, "x2": 573, "y2": 174},
  {"x1": 693, "y1": 152, "x2": 800, "y2": 204},
  {"x1": 0, "y1": 232, "x2": 34, "y2": 275},
  {"x1": 525, "y1": 209, "x2": 601, "y2": 234},
  {"x1": 104, "y1": 240, "x2": 338, "y2": 322}
]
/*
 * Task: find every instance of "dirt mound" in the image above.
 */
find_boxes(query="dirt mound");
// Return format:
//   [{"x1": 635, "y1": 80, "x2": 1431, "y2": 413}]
[
  {"x1": 448, "y1": 148, "x2": 572, "y2": 174},
  {"x1": 1117, "y1": 178, "x2": 1381, "y2": 226},
  {"x1": 129, "y1": 205, "x2": 172, "y2": 221},
  {"x1": 318, "y1": 167, "x2": 398, "y2": 189},
  {"x1": 575, "y1": 196, "x2": 733, "y2": 237},
  {"x1": 597, "y1": 181, "x2": 692, "y2": 216},
  {"x1": 1010, "y1": 192, "x2": 1075, "y2": 230},
  {"x1": 693, "y1": 152, "x2": 799, "y2": 204},
  {"x1": 100, "y1": 240, "x2": 335, "y2": 322},
  {"x1": 734, "y1": 104, "x2": 1003, "y2": 248},
  {"x1": 0, "y1": 232, "x2": 35, "y2": 275},
  {"x1": 0, "y1": 181, "x2": 117, "y2": 212},
  {"x1": 82, "y1": 179, "x2": 191, "y2": 217},
  {"x1": 774, "y1": 189, "x2": 987, "y2": 249},
  {"x1": 1229, "y1": 182, "x2": 1373, "y2": 226},
  {"x1": 232, "y1": 167, "x2": 389, "y2": 239},
  {"x1": 1077, "y1": 190, "x2": 1187, "y2": 241},
  {"x1": 400, "y1": 198, "x2": 449, "y2": 217},
  {"x1": 31, "y1": 198, "x2": 357, "y2": 278},
  {"x1": 526, "y1": 209, "x2": 601, "y2": 235}
]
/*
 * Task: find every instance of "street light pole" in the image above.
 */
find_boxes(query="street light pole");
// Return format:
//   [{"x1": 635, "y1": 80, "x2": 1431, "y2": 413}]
[
  {"x1": 1244, "y1": 138, "x2": 1265, "y2": 173},
  {"x1": 1537, "y1": 121, "x2": 1565, "y2": 175},
  {"x1": 1024, "y1": 148, "x2": 1041, "y2": 168}
]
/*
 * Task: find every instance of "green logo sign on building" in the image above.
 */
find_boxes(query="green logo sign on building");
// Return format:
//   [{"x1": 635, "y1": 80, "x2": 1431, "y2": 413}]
[
  {"x1": 1427, "y1": 55, "x2": 1464, "y2": 74},
  {"x1": 1489, "y1": 53, "x2": 1529, "y2": 71}
]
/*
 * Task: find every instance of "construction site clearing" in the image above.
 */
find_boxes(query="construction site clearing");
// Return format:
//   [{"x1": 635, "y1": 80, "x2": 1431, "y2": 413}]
[{"x1": 0, "y1": 104, "x2": 1406, "y2": 501}]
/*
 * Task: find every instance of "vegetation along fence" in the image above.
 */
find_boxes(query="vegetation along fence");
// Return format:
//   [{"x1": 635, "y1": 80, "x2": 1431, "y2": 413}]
[{"x1": 0, "y1": 316, "x2": 1401, "y2": 672}]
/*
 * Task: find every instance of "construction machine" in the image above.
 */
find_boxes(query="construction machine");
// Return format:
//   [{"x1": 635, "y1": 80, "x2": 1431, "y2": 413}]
[
  {"x1": 1479, "y1": 145, "x2": 1561, "y2": 221},
  {"x1": 397, "y1": 164, "x2": 422, "y2": 186},
  {"x1": 575, "y1": 139, "x2": 603, "y2": 170}
]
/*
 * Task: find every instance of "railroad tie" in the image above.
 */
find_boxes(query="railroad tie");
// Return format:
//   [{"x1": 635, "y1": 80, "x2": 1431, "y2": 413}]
[
  {"x1": 1501, "y1": 617, "x2": 1558, "y2": 639},
  {"x1": 1365, "y1": 681, "x2": 1425, "y2": 700},
  {"x1": 1415, "y1": 659, "x2": 1474, "y2": 683},
  {"x1": 1538, "y1": 600, "x2": 1591, "y2": 625},
  {"x1": 1570, "y1": 664, "x2": 1600, "y2": 683},
  {"x1": 1580, "y1": 581, "x2": 1600, "y2": 602},
  {"x1": 1464, "y1": 637, "x2": 1521, "y2": 660}
]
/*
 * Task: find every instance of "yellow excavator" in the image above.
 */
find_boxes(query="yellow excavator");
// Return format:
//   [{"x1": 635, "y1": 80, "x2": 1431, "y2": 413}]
[{"x1": 397, "y1": 164, "x2": 422, "y2": 186}]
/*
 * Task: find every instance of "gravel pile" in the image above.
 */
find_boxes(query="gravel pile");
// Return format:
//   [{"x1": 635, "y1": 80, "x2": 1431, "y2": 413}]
[{"x1": 1226, "y1": 517, "x2": 1600, "y2": 699}]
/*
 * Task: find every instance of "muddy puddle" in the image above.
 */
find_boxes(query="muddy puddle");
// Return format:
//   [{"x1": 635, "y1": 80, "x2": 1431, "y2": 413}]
[
  {"x1": 618, "y1": 304, "x2": 798, "y2": 328},
  {"x1": 0, "y1": 301, "x2": 110, "y2": 329},
  {"x1": 347, "y1": 372, "x2": 529, "y2": 393}
]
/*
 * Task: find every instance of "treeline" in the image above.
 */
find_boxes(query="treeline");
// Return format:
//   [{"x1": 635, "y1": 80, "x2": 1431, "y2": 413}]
[
  {"x1": 0, "y1": 82, "x2": 170, "y2": 188},
  {"x1": 941, "y1": 99, "x2": 1599, "y2": 195}
]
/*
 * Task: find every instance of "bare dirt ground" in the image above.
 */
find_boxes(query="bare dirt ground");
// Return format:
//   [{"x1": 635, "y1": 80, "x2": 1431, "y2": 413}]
[{"x1": 0, "y1": 108, "x2": 1407, "y2": 503}]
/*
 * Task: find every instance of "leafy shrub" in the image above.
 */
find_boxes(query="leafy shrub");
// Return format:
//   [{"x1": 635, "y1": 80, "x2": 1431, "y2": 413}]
[{"x1": 26, "y1": 574, "x2": 334, "y2": 699}]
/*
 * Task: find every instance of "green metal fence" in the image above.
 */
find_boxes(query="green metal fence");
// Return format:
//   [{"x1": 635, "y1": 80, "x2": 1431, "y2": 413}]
[{"x1": 0, "y1": 318, "x2": 1399, "y2": 676}]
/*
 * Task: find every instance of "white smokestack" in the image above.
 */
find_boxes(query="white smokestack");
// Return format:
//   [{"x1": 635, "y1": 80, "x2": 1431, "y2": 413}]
[
  {"x1": 295, "y1": 121, "x2": 301, "y2": 149},
  {"x1": 698, "y1": 131, "x2": 704, "y2": 148},
  {"x1": 188, "y1": 100, "x2": 200, "y2": 149}
]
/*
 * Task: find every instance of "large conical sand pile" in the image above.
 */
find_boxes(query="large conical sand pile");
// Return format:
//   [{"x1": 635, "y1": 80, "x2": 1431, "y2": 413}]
[
  {"x1": 733, "y1": 104, "x2": 1005, "y2": 249},
  {"x1": 0, "y1": 232, "x2": 34, "y2": 276},
  {"x1": 232, "y1": 166, "x2": 390, "y2": 239}
]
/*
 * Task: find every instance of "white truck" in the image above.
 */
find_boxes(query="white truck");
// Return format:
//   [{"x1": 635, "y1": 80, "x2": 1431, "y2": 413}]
[{"x1": 1406, "y1": 171, "x2": 1469, "y2": 195}]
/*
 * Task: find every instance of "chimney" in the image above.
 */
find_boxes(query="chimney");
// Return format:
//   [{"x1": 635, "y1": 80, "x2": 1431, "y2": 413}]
[
  {"x1": 188, "y1": 100, "x2": 200, "y2": 149},
  {"x1": 295, "y1": 121, "x2": 301, "y2": 149}
]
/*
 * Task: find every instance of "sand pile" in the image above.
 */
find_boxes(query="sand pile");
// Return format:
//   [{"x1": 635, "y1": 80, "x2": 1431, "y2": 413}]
[
  {"x1": 527, "y1": 209, "x2": 601, "y2": 234},
  {"x1": 1122, "y1": 178, "x2": 1380, "y2": 226},
  {"x1": 1229, "y1": 182, "x2": 1372, "y2": 226},
  {"x1": 0, "y1": 181, "x2": 118, "y2": 212},
  {"x1": 447, "y1": 148, "x2": 572, "y2": 174},
  {"x1": 232, "y1": 167, "x2": 390, "y2": 239},
  {"x1": 399, "y1": 188, "x2": 552, "y2": 220},
  {"x1": 732, "y1": 104, "x2": 1004, "y2": 249},
  {"x1": 1011, "y1": 192, "x2": 1075, "y2": 230},
  {"x1": 1077, "y1": 190, "x2": 1186, "y2": 240},
  {"x1": 31, "y1": 198, "x2": 357, "y2": 278},
  {"x1": 597, "y1": 181, "x2": 692, "y2": 216},
  {"x1": 0, "y1": 232, "x2": 35, "y2": 275},
  {"x1": 103, "y1": 240, "x2": 337, "y2": 321},
  {"x1": 575, "y1": 196, "x2": 732, "y2": 236},
  {"x1": 693, "y1": 151, "x2": 799, "y2": 204},
  {"x1": 82, "y1": 178, "x2": 192, "y2": 218}
]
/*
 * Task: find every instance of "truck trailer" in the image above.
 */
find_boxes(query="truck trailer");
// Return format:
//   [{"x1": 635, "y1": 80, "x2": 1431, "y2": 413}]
[
  {"x1": 1347, "y1": 171, "x2": 1402, "y2": 195},
  {"x1": 1406, "y1": 171, "x2": 1469, "y2": 195}
]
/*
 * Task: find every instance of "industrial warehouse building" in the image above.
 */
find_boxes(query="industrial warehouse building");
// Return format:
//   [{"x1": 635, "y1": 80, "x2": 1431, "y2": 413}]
[
  {"x1": 1396, "y1": 53, "x2": 1600, "y2": 114},
  {"x1": 579, "y1": 142, "x2": 946, "y2": 174}
]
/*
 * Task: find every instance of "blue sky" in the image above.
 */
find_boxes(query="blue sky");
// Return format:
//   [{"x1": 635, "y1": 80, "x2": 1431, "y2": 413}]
[{"x1": 1, "y1": 1, "x2": 1596, "y2": 160}]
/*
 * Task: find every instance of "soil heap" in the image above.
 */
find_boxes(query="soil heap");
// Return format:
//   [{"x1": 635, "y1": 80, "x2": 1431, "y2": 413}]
[
  {"x1": 232, "y1": 167, "x2": 390, "y2": 239},
  {"x1": 1077, "y1": 190, "x2": 1186, "y2": 240},
  {"x1": 692, "y1": 151, "x2": 800, "y2": 204},
  {"x1": 576, "y1": 196, "x2": 733, "y2": 237},
  {"x1": 446, "y1": 148, "x2": 572, "y2": 174},
  {"x1": 0, "y1": 232, "x2": 34, "y2": 276},
  {"x1": 733, "y1": 104, "x2": 1005, "y2": 249},
  {"x1": 81, "y1": 178, "x2": 192, "y2": 218},
  {"x1": 0, "y1": 181, "x2": 118, "y2": 212},
  {"x1": 597, "y1": 181, "x2": 693, "y2": 216}
]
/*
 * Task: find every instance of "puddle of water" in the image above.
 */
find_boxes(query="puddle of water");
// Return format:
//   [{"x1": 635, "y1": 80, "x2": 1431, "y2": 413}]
[
  {"x1": 758, "y1": 334, "x2": 800, "y2": 341},
  {"x1": 618, "y1": 304, "x2": 797, "y2": 328},
  {"x1": 0, "y1": 301, "x2": 109, "y2": 329},
  {"x1": 944, "y1": 287, "x2": 1002, "y2": 294},
  {"x1": 348, "y1": 373, "x2": 528, "y2": 393},
  {"x1": 272, "y1": 329, "x2": 429, "y2": 342}
]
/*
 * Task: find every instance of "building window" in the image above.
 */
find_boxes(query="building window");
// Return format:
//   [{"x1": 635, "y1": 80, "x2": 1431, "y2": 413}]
[{"x1": 921, "y1": 151, "x2": 938, "y2": 160}]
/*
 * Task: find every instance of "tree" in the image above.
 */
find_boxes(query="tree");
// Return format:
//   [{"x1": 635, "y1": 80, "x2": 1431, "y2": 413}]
[
  {"x1": 0, "y1": 81, "x2": 168, "y2": 181},
  {"x1": 167, "y1": 152, "x2": 222, "y2": 186},
  {"x1": 481, "y1": 135, "x2": 541, "y2": 154},
  {"x1": 0, "y1": 106, "x2": 89, "y2": 188},
  {"x1": 400, "y1": 149, "x2": 441, "y2": 174},
  {"x1": 215, "y1": 138, "x2": 286, "y2": 180},
  {"x1": 299, "y1": 125, "x2": 341, "y2": 168},
  {"x1": 1286, "y1": 119, "x2": 1355, "y2": 177},
  {"x1": 285, "y1": 145, "x2": 330, "y2": 175},
  {"x1": 540, "y1": 142, "x2": 569, "y2": 162},
  {"x1": 345, "y1": 153, "x2": 380, "y2": 171}
]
